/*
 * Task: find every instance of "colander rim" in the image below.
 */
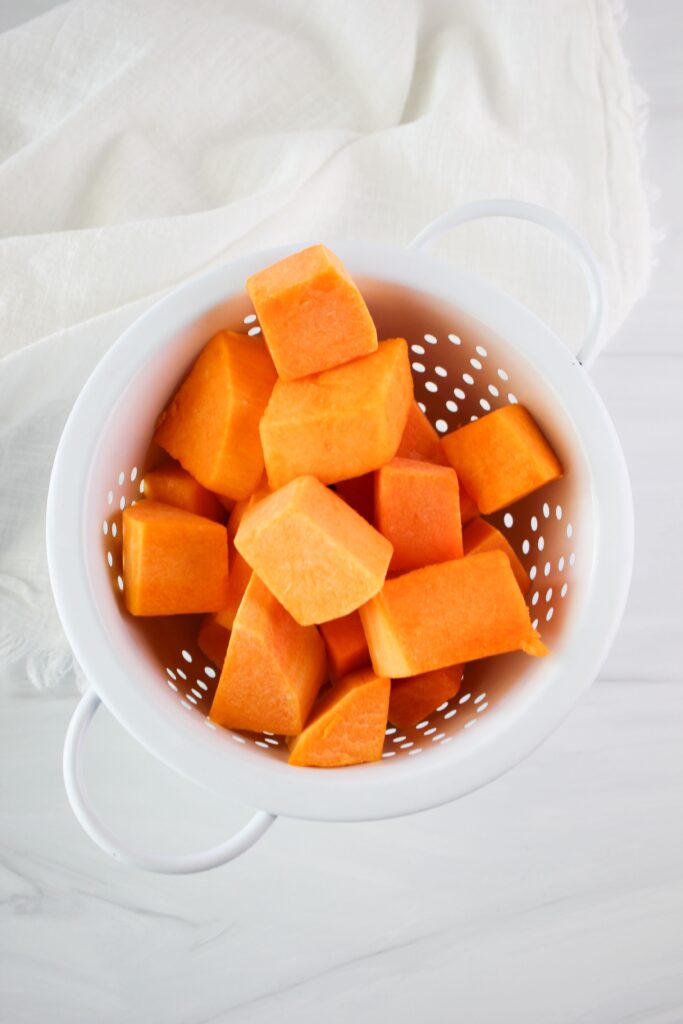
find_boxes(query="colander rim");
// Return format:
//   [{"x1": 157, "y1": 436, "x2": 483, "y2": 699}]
[{"x1": 46, "y1": 239, "x2": 634, "y2": 822}]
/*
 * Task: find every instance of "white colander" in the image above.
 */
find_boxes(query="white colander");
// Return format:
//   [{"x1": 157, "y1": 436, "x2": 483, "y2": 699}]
[{"x1": 47, "y1": 199, "x2": 633, "y2": 873}]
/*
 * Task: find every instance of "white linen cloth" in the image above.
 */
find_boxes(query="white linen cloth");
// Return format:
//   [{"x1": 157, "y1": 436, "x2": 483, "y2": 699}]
[{"x1": 0, "y1": 0, "x2": 651, "y2": 691}]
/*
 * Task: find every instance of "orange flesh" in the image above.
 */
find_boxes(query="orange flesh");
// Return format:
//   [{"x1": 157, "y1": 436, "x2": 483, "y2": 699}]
[
  {"x1": 288, "y1": 667, "x2": 390, "y2": 767},
  {"x1": 235, "y1": 475, "x2": 393, "y2": 626},
  {"x1": 247, "y1": 244, "x2": 378, "y2": 380},
  {"x1": 360, "y1": 550, "x2": 547, "y2": 677},
  {"x1": 122, "y1": 501, "x2": 229, "y2": 616}
]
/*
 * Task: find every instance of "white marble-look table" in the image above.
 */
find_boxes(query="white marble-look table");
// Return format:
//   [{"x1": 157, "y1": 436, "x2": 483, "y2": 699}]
[{"x1": 1, "y1": 3, "x2": 682, "y2": 1022}]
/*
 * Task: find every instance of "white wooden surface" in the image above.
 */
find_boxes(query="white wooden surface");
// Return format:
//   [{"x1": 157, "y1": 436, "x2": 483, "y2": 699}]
[{"x1": 1, "y1": 3, "x2": 682, "y2": 1023}]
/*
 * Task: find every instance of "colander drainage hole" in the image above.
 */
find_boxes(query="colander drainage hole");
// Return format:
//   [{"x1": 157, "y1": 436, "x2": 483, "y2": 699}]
[
  {"x1": 458, "y1": 693, "x2": 471, "y2": 705},
  {"x1": 522, "y1": 539, "x2": 530, "y2": 555},
  {"x1": 176, "y1": 668, "x2": 187, "y2": 680},
  {"x1": 435, "y1": 419, "x2": 448, "y2": 434},
  {"x1": 417, "y1": 401, "x2": 426, "y2": 413},
  {"x1": 382, "y1": 751, "x2": 396, "y2": 758},
  {"x1": 411, "y1": 344, "x2": 425, "y2": 355},
  {"x1": 464, "y1": 720, "x2": 477, "y2": 729},
  {"x1": 476, "y1": 702, "x2": 489, "y2": 713},
  {"x1": 475, "y1": 345, "x2": 488, "y2": 357},
  {"x1": 248, "y1": 326, "x2": 261, "y2": 336},
  {"x1": 102, "y1": 520, "x2": 108, "y2": 536},
  {"x1": 111, "y1": 523, "x2": 117, "y2": 538},
  {"x1": 454, "y1": 387, "x2": 466, "y2": 400},
  {"x1": 546, "y1": 608, "x2": 554, "y2": 622},
  {"x1": 130, "y1": 466, "x2": 138, "y2": 482},
  {"x1": 446, "y1": 400, "x2": 458, "y2": 413},
  {"x1": 488, "y1": 384, "x2": 499, "y2": 397},
  {"x1": 424, "y1": 334, "x2": 437, "y2": 345},
  {"x1": 435, "y1": 366, "x2": 447, "y2": 378},
  {"x1": 531, "y1": 592, "x2": 539, "y2": 606},
  {"x1": 561, "y1": 583, "x2": 568, "y2": 598},
  {"x1": 462, "y1": 372, "x2": 474, "y2": 386},
  {"x1": 243, "y1": 313, "x2": 257, "y2": 324},
  {"x1": 470, "y1": 358, "x2": 483, "y2": 371},
  {"x1": 190, "y1": 688, "x2": 203, "y2": 700},
  {"x1": 196, "y1": 679, "x2": 208, "y2": 691},
  {"x1": 480, "y1": 398, "x2": 491, "y2": 411},
  {"x1": 530, "y1": 516, "x2": 538, "y2": 532},
  {"x1": 545, "y1": 588, "x2": 553, "y2": 602},
  {"x1": 181, "y1": 649, "x2": 193, "y2": 663},
  {"x1": 497, "y1": 368, "x2": 509, "y2": 381},
  {"x1": 448, "y1": 334, "x2": 461, "y2": 345},
  {"x1": 444, "y1": 709, "x2": 457, "y2": 720},
  {"x1": 424, "y1": 727, "x2": 436, "y2": 736},
  {"x1": 416, "y1": 721, "x2": 429, "y2": 730},
  {"x1": 558, "y1": 556, "x2": 565, "y2": 571},
  {"x1": 425, "y1": 381, "x2": 438, "y2": 393},
  {"x1": 529, "y1": 565, "x2": 537, "y2": 580},
  {"x1": 117, "y1": 576, "x2": 124, "y2": 591},
  {"x1": 412, "y1": 361, "x2": 425, "y2": 373},
  {"x1": 543, "y1": 502, "x2": 550, "y2": 519},
  {"x1": 432, "y1": 732, "x2": 446, "y2": 742},
  {"x1": 107, "y1": 553, "x2": 113, "y2": 567},
  {"x1": 385, "y1": 726, "x2": 396, "y2": 736},
  {"x1": 503, "y1": 513, "x2": 514, "y2": 528},
  {"x1": 204, "y1": 666, "x2": 217, "y2": 679},
  {"x1": 474, "y1": 693, "x2": 487, "y2": 704},
  {"x1": 508, "y1": 393, "x2": 518, "y2": 404},
  {"x1": 544, "y1": 561, "x2": 551, "y2": 576},
  {"x1": 436, "y1": 701, "x2": 449, "y2": 712}
]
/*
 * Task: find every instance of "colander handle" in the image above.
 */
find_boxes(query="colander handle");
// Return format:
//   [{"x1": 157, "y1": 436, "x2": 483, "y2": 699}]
[
  {"x1": 409, "y1": 198, "x2": 607, "y2": 367},
  {"x1": 63, "y1": 689, "x2": 276, "y2": 874}
]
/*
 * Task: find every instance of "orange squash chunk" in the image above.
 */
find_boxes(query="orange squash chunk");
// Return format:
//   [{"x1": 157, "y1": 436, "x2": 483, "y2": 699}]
[
  {"x1": 122, "y1": 501, "x2": 229, "y2": 616},
  {"x1": 360, "y1": 551, "x2": 547, "y2": 677},
  {"x1": 335, "y1": 473, "x2": 374, "y2": 523},
  {"x1": 375, "y1": 458, "x2": 463, "y2": 572},
  {"x1": 389, "y1": 665, "x2": 463, "y2": 728},
  {"x1": 288, "y1": 667, "x2": 390, "y2": 767},
  {"x1": 319, "y1": 610, "x2": 370, "y2": 680},
  {"x1": 459, "y1": 484, "x2": 479, "y2": 524},
  {"x1": 143, "y1": 463, "x2": 226, "y2": 522},
  {"x1": 396, "y1": 401, "x2": 450, "y2": 465},
  {"x1": 441, "y1": 405, "x2": 562, "y2": 514},
  {"x1": 209, "y1": 575, "x2": 326, "y2": 734},
  {"x1": 155, "y1": 330, "x2": 277, "y2": 500},
  {"x1": 463, "y1": 517, "x2": 530, "y2": 594},
  {"x1": 197, "y1": 614, "x2": 230, "y2": 668},
  {"x1": 235, "y1": 476, "x2": 393, "y2": 625},
  {"x1": 246, "y1": 245, "x2": 378, "y2": 380},
  {"x1": 260, "y1": 338, "x2": 412, "y2": 489},
  {"x1": 219, "y1": 479, "x2": 271, "y2": 630}
]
